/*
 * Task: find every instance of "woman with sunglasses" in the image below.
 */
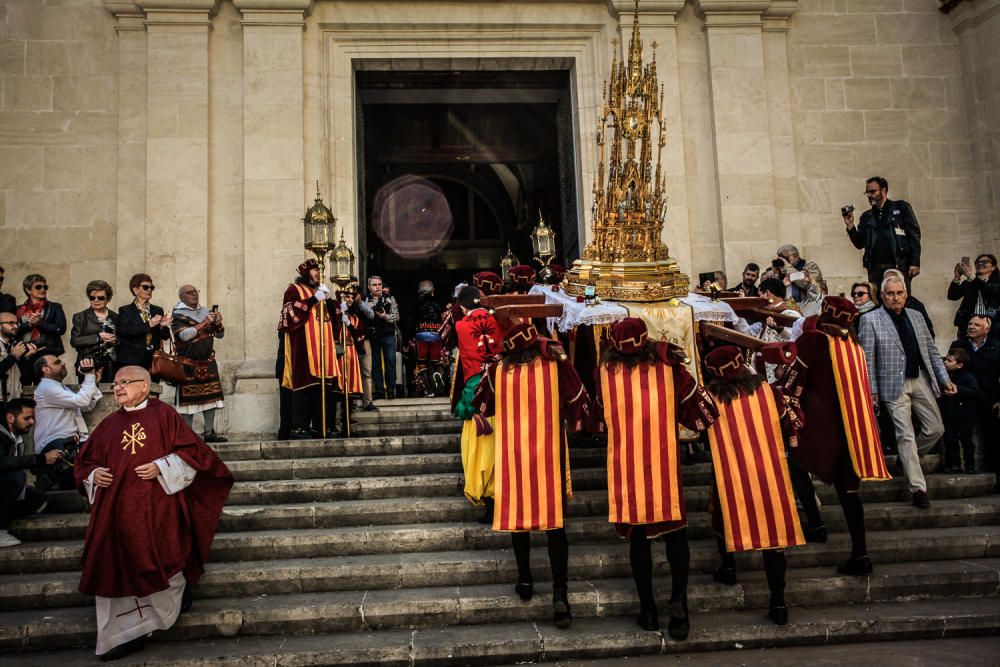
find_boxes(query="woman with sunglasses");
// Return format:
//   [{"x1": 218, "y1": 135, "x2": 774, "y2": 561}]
[
  {"x1": 116, "y1": 274, "x2": 172, "y2": 371},
  {"x1": 70, "y1": 280, "x2": 119, "y2": 381},
  {"x1": 948, "y1": 253, "x2": 1000, "y2": 339},
  {"x1": 850, "y1": 281, "x2": 880, "y2": 316},
  {"x1": 14, "y1": 274, "x2": 66, "y2": 385}
]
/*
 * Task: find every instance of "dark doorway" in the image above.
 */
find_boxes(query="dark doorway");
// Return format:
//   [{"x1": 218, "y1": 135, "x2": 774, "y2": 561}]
[{"x1": 355, "y1": 69, "x2": 579, "y2": 329}]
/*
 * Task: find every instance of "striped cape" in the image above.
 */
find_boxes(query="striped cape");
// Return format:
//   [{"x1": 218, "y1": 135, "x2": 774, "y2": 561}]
[
  {"x1": 337, "y1": 314, "x2": 363, "y2": 394},
  {"x1": 600, "y1": 362, "x2": 683, "y2": 525},
  {"x1": 828, "y1": 335, "x2": 891, "y2": 481},
  {"x1": 289, "y1": 283, "x2": 339, "y2": 380},
  {"x1": 493, "y1": 357, "x2": 572, "y2": 532},
  {"x1": 707, "y1": 385, "x2": 805, "y2": 553}
]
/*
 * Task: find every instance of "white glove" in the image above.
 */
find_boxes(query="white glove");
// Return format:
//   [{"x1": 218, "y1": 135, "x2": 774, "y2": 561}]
[
  {"x1": 340, "y1": 300, "x2": 350, "y2": 325},
  {"x1": 315, "y1": 285, "x2": 331, "y2": 301}
]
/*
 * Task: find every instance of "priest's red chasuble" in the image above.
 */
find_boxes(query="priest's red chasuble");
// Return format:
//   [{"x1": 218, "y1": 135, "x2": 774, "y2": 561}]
[
  {"x1": 600, "y1": 362, "x2": 682, "y2": 525},
  {"x1": 827, "y1": 336, "x2": 891, "y2": 481},
  {"x1": 493, "y1": 357, "x2": 572, "y2": 532},
  {"x1": 707, "y1": 385, "x2": 805, "y2": 553}
]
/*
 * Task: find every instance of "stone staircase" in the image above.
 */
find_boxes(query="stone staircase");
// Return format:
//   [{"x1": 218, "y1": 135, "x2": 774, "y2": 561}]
[{"x1": 2, "y1": 397, "x2": 998, "y2": 665}]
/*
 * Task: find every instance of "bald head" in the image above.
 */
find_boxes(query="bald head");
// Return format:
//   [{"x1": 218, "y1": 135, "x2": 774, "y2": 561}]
[
  {"x1": 113, "y1": 365, "x2": 151, "y2": 407},
  {"x1": 179, "y1": 284, "x2": 199, "y2": 308}
]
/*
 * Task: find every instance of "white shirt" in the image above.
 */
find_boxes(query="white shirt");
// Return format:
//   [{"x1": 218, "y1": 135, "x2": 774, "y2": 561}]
[{"x1": 32, "y1": 375, "x2": 102, "y2": 453}]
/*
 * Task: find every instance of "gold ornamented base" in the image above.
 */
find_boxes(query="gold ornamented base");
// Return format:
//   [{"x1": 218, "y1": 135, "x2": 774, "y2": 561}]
[{"x1": 563, "y1": 258, "x2": 690, "y2": 302}]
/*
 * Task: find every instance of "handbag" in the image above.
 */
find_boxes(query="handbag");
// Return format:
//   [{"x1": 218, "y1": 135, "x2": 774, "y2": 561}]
[{"x1": 151, "y1": 329, "x2": 217, "y2": 385}]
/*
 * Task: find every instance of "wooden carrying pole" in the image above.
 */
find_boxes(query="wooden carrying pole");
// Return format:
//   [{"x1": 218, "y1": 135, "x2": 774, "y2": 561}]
[{"x1": 317, "y1": 259, "x2": 328, "y2": 438}]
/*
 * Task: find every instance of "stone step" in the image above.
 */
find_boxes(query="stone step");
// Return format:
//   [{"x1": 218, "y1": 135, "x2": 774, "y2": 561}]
[
  {"x1": 350, "y1": 409, "x2": 457, "y2": 424},
  {"x1": 10, "y1": 489, "x2": 1000, "y2": 551},
  {"x1": 1, "y1": 558, "x2": 997, "y2": 652},
  {"x1": 352, "y1": 420, "x2": 461, "y2": 436},
  {"x1": 5, "y1": 596, "x2": 998, "y2": 665},
  {"x1": 211, "y1": 433, "x2": 462, "y2": 461}
]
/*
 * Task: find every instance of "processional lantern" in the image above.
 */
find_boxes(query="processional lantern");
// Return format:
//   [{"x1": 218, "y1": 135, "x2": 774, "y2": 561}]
[
  {"x1": 331, "y1": 230, "x2": 356, "y2": 289},
  {"x1": 303, "y1": 184, "x2": 337, "y2": 266},
  {"x1": 500, "y1": 245, "x2": 519, "y2": 283},
  {"x1": 563, "y1": 0, "x2": 689, "y2": 302},
  {"x1": 530, "y1": 211, "x2": 558, "y2": 282}
]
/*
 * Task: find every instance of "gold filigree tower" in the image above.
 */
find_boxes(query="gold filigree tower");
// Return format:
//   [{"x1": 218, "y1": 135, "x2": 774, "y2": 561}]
[{"x1": 564, "y1": 1, "x2": 689, "y2": 301}]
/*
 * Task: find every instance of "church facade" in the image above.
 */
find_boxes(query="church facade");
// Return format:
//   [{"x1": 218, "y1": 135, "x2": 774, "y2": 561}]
[{"x1": 1, "y1": 0, "x2": 997, "y2": 431}]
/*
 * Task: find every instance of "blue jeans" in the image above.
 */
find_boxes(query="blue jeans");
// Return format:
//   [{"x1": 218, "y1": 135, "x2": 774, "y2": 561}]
[{"x1": 370, "y1": 334, "x2": 398, "y2": 398}]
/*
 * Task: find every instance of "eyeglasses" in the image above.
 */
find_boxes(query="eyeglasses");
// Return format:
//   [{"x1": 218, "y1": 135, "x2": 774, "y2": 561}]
[
  {"x1": 88, "y1": 295, "x2": 107, "y2": 302},
  {"x1": 864, "y1": 189, "x2": 881, "y2": 196},
  {"x1": 111, "y1": 379, "x2": 145, "y2": 389},
  {"x1": 32, "y1": 284, "x2": 48, "y2": 291},
  {"x1": 0, "y1": 320, "x2": 17, "y2": 325},
  {"x1": 852, "y1": 291, "x2": 869, "y2": 298},
  {"x1": 975, "y1": 260, "x2": 993, "y2": 266},
  {"x1": 182, "y1": 289, "x2": 199, "y2": 294},
  {"x1": 138, "y1": 284, "x2": 155, "y2": 291}
]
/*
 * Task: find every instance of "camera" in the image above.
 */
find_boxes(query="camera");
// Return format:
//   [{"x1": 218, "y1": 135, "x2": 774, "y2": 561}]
[
  {"x1": 94, "y1": 319, "x2": 117, "y2": 362},
  {"x1": 841, "y1": 204, "x2": 855, "y2": 216}
]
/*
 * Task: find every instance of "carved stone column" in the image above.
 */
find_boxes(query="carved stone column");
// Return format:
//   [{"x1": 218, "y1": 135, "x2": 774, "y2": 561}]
[
  {"x1": 692, "y1": 0, "x2": 778, "y2": 271},
  {"x1": 233, "y1": 0, "x2": 313, "y2": 371}
]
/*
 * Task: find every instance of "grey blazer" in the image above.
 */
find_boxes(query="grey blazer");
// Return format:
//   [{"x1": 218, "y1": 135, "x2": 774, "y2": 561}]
[{"x1": 858, "y1": 306, "x2": 949, "y2": 403}]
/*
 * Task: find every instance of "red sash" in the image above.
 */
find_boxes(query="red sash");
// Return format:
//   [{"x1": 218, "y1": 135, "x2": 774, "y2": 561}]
[
  {"x1": 828, "y1": 336, "x2": 891, "y2": 481},
  {"x1": 708, "y1": 386, "x2": 805, "y2": 552},
  {"x1": 493, "y1": 358, "x2": 571, "y2": 532},
  {"x1": 600, "y1": 362, "x2": 682, "y2": 525}
]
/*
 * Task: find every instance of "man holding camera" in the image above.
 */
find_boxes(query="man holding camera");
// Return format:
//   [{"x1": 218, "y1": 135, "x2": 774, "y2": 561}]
[
  {"x1": 0, "y1": 313, "x2": 35, "y2": 409},
  {"x1": 1, "y1": 398, "x2": 60, "y2": 547},
  {"x1": 172, "y1": 285, "x2": 227, "y2": 443},
  {"x1": 843, "y1": 176, "x2": 922, "y2": 291},
  {"x1": 365, "y1": 275, "x2": 400, "y2": 400},
  {"x1": 32, "y1": 355, "x2": 102, "y2": 491},
  {"x1": 774, "y1": 245, "x2": 825, "y2": 318}
]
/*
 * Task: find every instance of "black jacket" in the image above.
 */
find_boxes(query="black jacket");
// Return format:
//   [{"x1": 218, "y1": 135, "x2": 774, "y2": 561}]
[
  {"x1": 939, "y1": 368, "x2": 979, "y2": 422},
  {"x1": 116, "y1": 302, "x2": 166, "y2": 369},
  {"x1": 952, "y1": 338, "x2": 1000, "y2": 401},
  {"x1": 0, "y1": 293, "x2": 15, "y2": 315},
  {"x1": 14, "y1": 301, "x2": 66, "y2": 357},
  {"x1": 847, "y1": 198, "x2": 921, "y2": 269},
  {"x1": 0, "y1": 428, "x2": 44, "y2": 473},
  {"x1": 947, "y1": 270, "x2": 1000, "y2": 333},
  {"x1": 70, "y1": 308, "x2": 119, "y2": 359}
]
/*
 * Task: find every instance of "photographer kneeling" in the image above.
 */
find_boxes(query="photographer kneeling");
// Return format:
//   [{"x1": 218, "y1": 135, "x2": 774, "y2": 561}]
[
  {"x1": 1, "y1": 398, "x2": 60, "y2": 547},
  {"x1": 70, "y1": 280, "x2": 118, "y2": 381},
  {"x1": 32, "y1": 355, "x2": 102, "y2": 492}
]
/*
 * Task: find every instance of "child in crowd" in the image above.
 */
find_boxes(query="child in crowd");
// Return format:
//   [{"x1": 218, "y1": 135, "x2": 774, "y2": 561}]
[{"x1": 941, "y1": 347, "x2": 980, "y2": 473}]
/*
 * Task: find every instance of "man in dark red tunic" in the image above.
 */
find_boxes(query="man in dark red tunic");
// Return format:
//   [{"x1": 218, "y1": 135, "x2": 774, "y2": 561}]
[{"x1": 74, "y1": 365, "x2": 233, "y2": 661}]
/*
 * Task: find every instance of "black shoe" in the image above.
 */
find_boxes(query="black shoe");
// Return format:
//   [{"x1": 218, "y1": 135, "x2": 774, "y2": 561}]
[
  {"x1": 181, "y1": 587, "x2": 193, "y2": 613},
  {"x1": 964, "y1": 466, "x2": 979, "y2": 474},
  {"x1": 363, "y1": 402, "x2": 379, "y2": 412},
  {"x1": 768, "y1": 601, "x2": 789, "y2": 626},
  {"x1": 804, "y1": 524, "x2": 828, "y2": 544},
  {"x1": 837, "y1": 555, "x2": 873, "y2": 576},
  {"x1": 99, "y1": 636, "x2": 146, "y2": 661},
  {"x1": 477, "y1": 498, "x2": 494, "y2": 525},
  {"x1": 514, "y1": 581, "x2": 534, "y2": 601},
  {"x1": 912, "y1": 490, "x2": 930, "y2": 509},
  {"x1": 203, "y1": 431, "x2": 228, "y2": 443},
  {"x1": 942, "y1": 466, "x2": 962, "y2": 474},
  {"x1": 289, "y1": 428, "x2": 313, "y2": 440},
  {"x1": 553, "y1": 589, "x2": 572, "y2": 629},
  {"x1": 636, "y1": 607, "x2": 659, "y2": 631},
  {"x1": 665, "y1": 597, "x2": 689, "y2": 641},
  {"x1": 712, "y1": 566, "x2": 737, "y2": 586}
]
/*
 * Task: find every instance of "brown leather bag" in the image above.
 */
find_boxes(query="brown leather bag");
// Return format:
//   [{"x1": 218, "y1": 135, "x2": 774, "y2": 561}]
[{"x1": 151, "y1": 329, "x2": 216, "y2": 385}]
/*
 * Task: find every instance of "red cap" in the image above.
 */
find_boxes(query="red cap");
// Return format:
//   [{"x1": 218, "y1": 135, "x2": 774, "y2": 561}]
[
  {"x1": 609, "y1": 318, "x2": 648, "y2": 355},
  {"x1": 547, "y1": 264, "x2": 566, "y2": 284},
  {"x1": 819, "y1": 296, "x2": 859, "y2": 327},
  {"x1": 502, "y1": 322, "x2": 540, "y2": 353},
  {"x1": 508, "y1": 264, "x2": 537, "y2": 287},
  {"x1": 297, "y1": 258, "x2": 319, "y2": 277},
  {"x1": 760, "y1": 341, "x2": 797, "y2": 366},
  {"x1": 472, "y1": 271, "x2": 503, "y2": 296},
  {"x1": 704, "y1": 345, "x2": 746, "y2": 380}
]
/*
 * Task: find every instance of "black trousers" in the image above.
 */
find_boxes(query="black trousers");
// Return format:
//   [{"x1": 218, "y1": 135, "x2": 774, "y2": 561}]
[
  {"x1": 628, "y1": 528, "x2": 690, "y2": 612},
  {"x1": 715, "y1": 535, "x2": 786, "y2": 601},
  {"x1": 510, "y1": 529, "x2": 568, "y2": 592},
  {"x1": 975, "y1": 403, "x2": 999, "y2": 475},
  {"x1": 0, "y1": 471, "x2": 46, "y2": 529},
  {"x1": 943, "y1": 417, "x2": 975, "y2": 470},
  {"x1": 788, "y1": 460, "x2": 867, "y2": 559}
]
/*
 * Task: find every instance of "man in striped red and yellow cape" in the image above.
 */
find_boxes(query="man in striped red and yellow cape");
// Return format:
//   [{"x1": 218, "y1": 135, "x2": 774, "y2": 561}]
[
  {"x1": 778, "y1": 296, "x2": 891, "y2": 577},
  {"x1": 278, "y1": 259, "x2": 339, "y2": 439},
  {"x1": 597, "y1": 318, "x2": 717, "y2": 640},
  {"x1": 474, "y1": 322, "x2": 591, "y2": 629},
  {"x1": 703, "y1": 344, "x2": 806, "y2": 627}
]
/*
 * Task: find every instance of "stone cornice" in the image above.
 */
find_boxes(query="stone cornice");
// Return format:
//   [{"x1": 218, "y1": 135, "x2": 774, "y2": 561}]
[
  {"x1": 233, "y1": 0, "x2": 313, "y2": 10},
  {"x1": 609, "y1": 0, "x2": 685, "y2": 28},
  {"x1": 692, "y1": 0, "x2": 779, "y2": 28},
  {"x1": 947, "y1": 0, "x2": 1000, "y2": 33}
]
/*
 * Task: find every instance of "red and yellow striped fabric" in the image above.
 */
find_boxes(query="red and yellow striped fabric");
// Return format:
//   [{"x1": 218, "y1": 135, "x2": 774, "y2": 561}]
[
  {"x1": 600, "y1": 363, "x2": 682, "y2": 525},
  {"x1": 828, "y1": 336, "x2": 891, "y2": 481},
  {"x1": 290, "y1": 283, "x2": 339, "y2": 380},
  {"x1": 337, "y1": 315, "x2": 363, "y2": 394},
  {"x1": 493, "y1": 357, "x2": 572, "y2": 532},
  {"x1": 708, "y1": 385, "x2": 805, "y2": 553}
]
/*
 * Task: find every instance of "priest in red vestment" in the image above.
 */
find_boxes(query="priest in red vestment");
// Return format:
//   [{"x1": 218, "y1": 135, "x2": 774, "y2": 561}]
[
  {"x1": 777, "y1": 296, "x2": 891, "y2": 576},
  {"x1": 703, "y1": 344, "x2": 806, "y2": 627},
  {"x1": 596, "y1": 318, "x2": 717, "y2": 639},
  {"x1": 473, "y1": 322, "x2": 591, "y2": 629},
  {"x1": 74, "y1": 365, "x2": 233, "y2": 660},
  {"x1": 278, "y1": 258, "x2": 339, "y2": 438}
]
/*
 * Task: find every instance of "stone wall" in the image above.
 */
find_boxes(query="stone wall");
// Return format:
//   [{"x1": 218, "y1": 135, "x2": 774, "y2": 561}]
[{"x1": 1, "y1": 0, "x2": 995, "y2": 432}]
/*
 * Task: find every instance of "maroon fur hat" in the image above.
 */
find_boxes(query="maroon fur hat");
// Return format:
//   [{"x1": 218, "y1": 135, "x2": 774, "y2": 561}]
[
  {"x1": 297, "y1": 258, "x2": 319, "y2": 277},
  {"x1": 704, "y1": 345, "x2": 746, "y2": 381},
  {"x1": 609, "y1": 318, "x2": 648, "y2": 355},
  {"x1": 819, "y1": 296, "x2": 859, "y2": 327},
  {"x1": 502, "y1": 322, "x2": 540, "y2": 353},
  {"x1": 508, "y1": 265, "x2": 537, "y2": 288},
  {"x1": 472, "y1": 271, "x2": 503, "y2": 296}
]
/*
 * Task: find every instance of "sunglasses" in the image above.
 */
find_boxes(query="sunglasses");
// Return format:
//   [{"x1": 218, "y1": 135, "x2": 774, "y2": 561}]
[
  {"x1": 32, "y1": 284, "x2": 49, "y2": 290},
  {"x1": 975, "y1": 260, "x2": 993, "y2": 266},
  {"x1": 852, "y1": 291, "x2": 869, "y2": 298},
  {"x1": 88, "y1": 295, "x2": 107, "y2": 302},
  {"x1": 138, "y1": 284, "x2": 155, "y2": 291},
  {"x1": 0, "y1": 320, "x2": 17, "y2": 325}
]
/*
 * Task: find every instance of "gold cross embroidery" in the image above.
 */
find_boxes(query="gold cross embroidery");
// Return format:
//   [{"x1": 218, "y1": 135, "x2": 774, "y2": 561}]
[{"x1": 121, "y1": 423, "x2": 147, "y2": 455}]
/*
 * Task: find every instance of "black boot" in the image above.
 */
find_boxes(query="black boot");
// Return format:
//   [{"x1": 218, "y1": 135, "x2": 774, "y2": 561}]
[
  {"x1": 665, "y1": 595, "x2": 689, "y2": 641},
  {"x1": 98, "y1": 636, "x2": 146, "y2": 662},
  {"x1": 553, "y1": 588, "x2": 572, "y2": 629},
  {"x1": 181, "y1": 586, "x2": 193, "y2": 613},
  {"x1": 837, "y1": 554, "x2": 873, "y2": 576},
  {"x1": 636, "y1": 607, "x2": 659, "y2": 631},
  {"x1": 477, "y1": 497, "x2": 495, "y2": 525}
]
